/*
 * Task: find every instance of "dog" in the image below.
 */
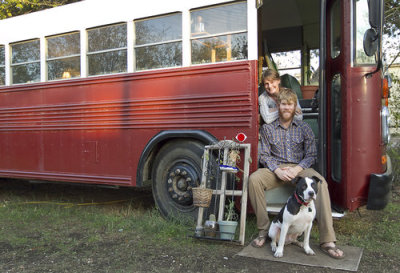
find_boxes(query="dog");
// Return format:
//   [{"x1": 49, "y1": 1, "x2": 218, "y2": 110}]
[{"x1": 268, "y1": 176, "x2": 321, "y2": 258}]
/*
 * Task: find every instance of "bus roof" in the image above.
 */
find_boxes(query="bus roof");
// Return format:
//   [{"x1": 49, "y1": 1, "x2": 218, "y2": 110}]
[{"x1": 0, "y1": 0, "x2": 233, "y2": 44}]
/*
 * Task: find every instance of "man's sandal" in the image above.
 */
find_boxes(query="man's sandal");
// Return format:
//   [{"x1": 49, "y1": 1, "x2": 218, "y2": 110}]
[
  {"x1": 251, "y1": 235, "x2": 266, "y2": 248},
  {"x1": 319, "y1": 244, "x2": 345, "y2": 259}
]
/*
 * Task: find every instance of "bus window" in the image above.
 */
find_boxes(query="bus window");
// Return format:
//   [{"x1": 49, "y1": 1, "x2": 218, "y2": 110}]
[
  {"x1": 331, "y1": 74, "x2": 342, "y2": 182},
  {"x1": 0, "y1": 45, "x2": 4, "y2": 85},
  {"x1": 271, "y1": 50, "x2": 301, "y2": 82},
  {"x1": 191, "y1": 2, "x2": 247, "y2": 64},
  {"x1": 11, "y1": 39, "x2": 40, "y2": 84},
  {"x1": 309, "y1": 49, "x2": 319, "y2": 85},
  {"x1": 354, "y1": 0, "x2": 376, "y2": 65},
  {"x1": 135, "y1": 13, "x2": 182, "y2": 71},
  {"x1": 88, "y1": 23, "x2": 127, "y2": 76},
  {"x1": 47, "y1": 32, "x2": 81, "y2": 81},
  {"x1": 330, "y1": 0, "x2": 341, "y2": 59}
]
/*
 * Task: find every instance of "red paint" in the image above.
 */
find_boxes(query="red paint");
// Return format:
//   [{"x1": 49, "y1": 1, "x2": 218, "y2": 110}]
[{"x1": 0, "y1": 61, "x2": 259, "y2": 186}]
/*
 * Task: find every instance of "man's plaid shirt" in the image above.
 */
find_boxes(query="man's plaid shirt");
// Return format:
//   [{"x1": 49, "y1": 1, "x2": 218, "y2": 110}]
[{"x1": 259, "y1": 119, "x2": 317, "y2": 171}]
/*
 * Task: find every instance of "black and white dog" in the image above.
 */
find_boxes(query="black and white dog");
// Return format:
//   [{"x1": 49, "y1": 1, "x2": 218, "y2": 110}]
[{"x1": 268, "y1": 176, "x2": 321, "y2": 258}]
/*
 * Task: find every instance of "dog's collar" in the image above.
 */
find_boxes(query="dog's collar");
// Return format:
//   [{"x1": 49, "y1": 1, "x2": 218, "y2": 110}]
[{"x1": 294, "y1": 193, "x2": 309, "y2": 206}]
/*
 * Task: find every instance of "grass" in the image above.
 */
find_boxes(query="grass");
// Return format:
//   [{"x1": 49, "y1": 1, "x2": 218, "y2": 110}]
[
  {"x1": 0, "y1": 142, "x2": 400, "y2": 272},
  {"x1": 334, "y1": 202, "x2": 400, "y2": 256},
  {"x1": 0, "y1": 189, "x2": 201, "y2": 252},
  {"x1": 327, "y1": 140, "x2": 400, "y2": 257}
]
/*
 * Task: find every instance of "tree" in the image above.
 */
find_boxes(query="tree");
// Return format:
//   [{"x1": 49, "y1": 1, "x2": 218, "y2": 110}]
[
  {"x1": 0, "y1": 0, "x2": 81, "y2": 19},
  {"x1": 384, "y1": 0, "x2": 400, "y2": 66},
  {"x1": 384, "y1": 0, "x2": 400, "y2": 37},
  {"x1": 384, "y1": 1, "x2": 400, "y2": 131}
]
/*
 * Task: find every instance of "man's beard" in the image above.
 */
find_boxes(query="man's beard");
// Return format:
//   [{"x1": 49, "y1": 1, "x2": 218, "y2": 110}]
[{"x1": 279, "y1": 109, "x2": 295, "y2": 122}]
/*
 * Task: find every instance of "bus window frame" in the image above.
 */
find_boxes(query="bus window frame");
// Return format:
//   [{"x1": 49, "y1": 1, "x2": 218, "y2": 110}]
[
  {"x1": 0, "y1": 45, "x2": 4, "y2": 85},
  {"x1": 10, "y1": 39, "x2": 41, "y2": 85},
  {"x1": 271, "y1": 50, "x2": 302, "y2": 82},
  {"x1": 331, "y1": 73, "x2": 342, "y2": 182},
  {"x1": 352, "y1": 0, "x2": 377, "y2": 66},
  {"x1": 134, "y1": 12, "x2": 183, "y2": 71},
  {"x1": 46, "y1": 31, "x2": 81, "y2": 81},
  {"x1": 87, "y1": 22, "x2": 128, "y2": 76},
  {"x1": 330, "y1": 0, "x2": 342, "y2": 59},
  {"x1": 190, "y1": 1, "x2": 248, "y2": 65}
]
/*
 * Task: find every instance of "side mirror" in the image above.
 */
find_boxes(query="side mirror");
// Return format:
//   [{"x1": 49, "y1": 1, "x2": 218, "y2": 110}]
[
  {"x1": 368, "y1": 0, "x2": 382, "y2": 29},
  {"x1": 363, "y1": 28, "x2": 378, "y2": 56}
]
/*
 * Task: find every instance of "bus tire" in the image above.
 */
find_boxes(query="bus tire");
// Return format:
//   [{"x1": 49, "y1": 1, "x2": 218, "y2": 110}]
[{"x1": 152, "y1": 140, "x2": 207, "y2": 220}]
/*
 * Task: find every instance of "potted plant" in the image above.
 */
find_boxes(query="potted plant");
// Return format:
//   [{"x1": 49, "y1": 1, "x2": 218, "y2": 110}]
[
  {"x1": 218, "y1": 199, "x2": 238, "y2": 240},
  {"x1": 219, "y1": 149, "x2": 240, "y2": 173}
]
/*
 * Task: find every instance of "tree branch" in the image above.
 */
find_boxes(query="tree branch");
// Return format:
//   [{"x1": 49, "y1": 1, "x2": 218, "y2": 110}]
[{"x1": 388, "y1": 51, "x2": 400, "y2": 69}]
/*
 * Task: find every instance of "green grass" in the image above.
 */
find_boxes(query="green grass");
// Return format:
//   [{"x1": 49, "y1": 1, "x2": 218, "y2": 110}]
[
  {"x1": 328, "y1": 141, "x2": 400, "y2": 256},
  {"x1": 333, "y1": 202, "x2": 400, "y2": 256},
  {"x1": 0, "y1": 196, "x2": 195, "y2": 252},
  {"x1": 1, "y1": 140, "x2": 400, "y2": 273}
]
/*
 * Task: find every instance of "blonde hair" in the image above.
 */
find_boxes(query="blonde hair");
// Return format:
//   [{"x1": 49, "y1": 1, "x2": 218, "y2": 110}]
[{"x1": 277, "y1": 88, "x2": 298, "y2": 107}]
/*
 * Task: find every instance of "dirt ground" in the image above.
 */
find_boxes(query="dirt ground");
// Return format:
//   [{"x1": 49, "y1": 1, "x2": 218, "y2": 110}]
[{"x1": 1, "y1": 180, "x2": 399, "y2": 273}]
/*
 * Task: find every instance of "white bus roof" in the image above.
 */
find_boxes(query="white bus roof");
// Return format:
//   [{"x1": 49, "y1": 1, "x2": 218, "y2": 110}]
[{"x1": 0, "y1": 0, "x2": 234, "y2": 44}]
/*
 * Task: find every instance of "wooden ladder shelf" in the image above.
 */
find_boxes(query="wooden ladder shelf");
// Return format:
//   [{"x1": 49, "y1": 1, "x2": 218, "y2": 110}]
[{"x1": 195, "y1": 140, "x2": 251, "y2": 245}]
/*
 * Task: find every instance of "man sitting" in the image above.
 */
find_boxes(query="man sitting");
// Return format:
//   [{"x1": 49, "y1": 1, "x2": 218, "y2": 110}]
[{"x1": 249, "y1": 88, "x2": 344, "y2": 259}]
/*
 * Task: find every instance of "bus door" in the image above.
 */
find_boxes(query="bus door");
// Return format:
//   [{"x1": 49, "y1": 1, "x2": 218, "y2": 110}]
[{"x1": 325, "y1": 0, "x2": 388, "y2": 211}]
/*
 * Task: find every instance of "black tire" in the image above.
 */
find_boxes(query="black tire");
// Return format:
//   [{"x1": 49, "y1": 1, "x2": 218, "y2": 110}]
[{"x1": 152, "y1": 140, "x2": 209, "y2": 220}]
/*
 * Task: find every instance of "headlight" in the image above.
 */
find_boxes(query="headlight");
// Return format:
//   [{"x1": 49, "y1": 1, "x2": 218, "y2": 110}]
[{"x1": 381, "y1": 106, "x2": 390, "y2": 144}]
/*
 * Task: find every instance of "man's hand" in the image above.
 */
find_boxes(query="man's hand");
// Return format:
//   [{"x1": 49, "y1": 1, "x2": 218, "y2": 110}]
[
  {"x1": 285, "y1": 166, "x2": 303, "y2": 178},
  {"x1": 274, "y1": 167, "x2": 293, "y2": 181},
  {"x1": 274, "y1": 166, "x2": 303, "y2": 181}
]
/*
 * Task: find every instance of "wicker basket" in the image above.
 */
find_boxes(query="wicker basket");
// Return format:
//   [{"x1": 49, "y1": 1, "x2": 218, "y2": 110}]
[{"x1": 192, "y1": 187, "x2": 213, "y2": 208}]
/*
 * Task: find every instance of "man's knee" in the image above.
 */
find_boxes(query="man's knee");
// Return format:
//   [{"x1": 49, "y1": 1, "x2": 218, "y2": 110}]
[
  {"x1": 317, "y1": 178, "x2": 330, "y2": 195},
  {"x1": 300, "y1": 169, "x2": 326, "y2": 183},
  {"x1": 299, "y1": 168, "x2": 330, "y2": 195},
  {"x1": 249, "y1": 171, "x2": 264, "y2": 190}
]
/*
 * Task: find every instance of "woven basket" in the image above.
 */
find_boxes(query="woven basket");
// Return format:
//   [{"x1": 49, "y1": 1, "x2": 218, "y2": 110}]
[{"x1": 192, "y1": 187, "x2": 213, "y2": 208}]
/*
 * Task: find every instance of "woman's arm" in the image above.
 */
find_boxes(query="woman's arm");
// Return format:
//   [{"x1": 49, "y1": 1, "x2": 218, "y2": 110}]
[
  {"x1": 294, "y1": 97, "x2": 303, "y2": 121},
  {"x1": 259, "y1": 92, "x2": 279, "y2": 124}
]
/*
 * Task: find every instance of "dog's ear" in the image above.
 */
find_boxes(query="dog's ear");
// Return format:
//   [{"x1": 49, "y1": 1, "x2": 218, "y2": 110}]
[
  {"x1": 292, "y1": 176, "x2": 301, "y2": 184},
  {"x1": 312, "y1": 175, "x2": 322, "y2": 183}
]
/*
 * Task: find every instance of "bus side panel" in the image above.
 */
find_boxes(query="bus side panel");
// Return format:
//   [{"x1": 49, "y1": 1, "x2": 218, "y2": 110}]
[
  {"x1": 327, "y1": 66, "x2": 383, "y2": 211},
  {"x1": 0, "y1": 60, "x2": 259, "y2": 186},
  {"x1": 346, "y1": 67, "x2": 382, "y2": 210}
]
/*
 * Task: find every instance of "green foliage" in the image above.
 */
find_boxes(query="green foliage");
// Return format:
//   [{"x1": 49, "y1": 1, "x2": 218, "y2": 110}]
[
  {"x1": 389, "y1": 71, "x2": 400, "y2": 128},
  {"x1": 224, "y1": 199, "x2": 238, "y2": 221},
  {"x1": 0, "y1": 0, "x2": 81, "y2": 19},
  {"x1": 385, "y1": 0, "x2": 400, "y2": 38},
  {"x1": 384, "y1": 0, "x2": 400, "y2": 67},
  {"x1": 335, "y1": 202, "x2": 400, "y2": 256},
  {"x1": 388, "y1": 141, "x2": 400, "y2": 186}
]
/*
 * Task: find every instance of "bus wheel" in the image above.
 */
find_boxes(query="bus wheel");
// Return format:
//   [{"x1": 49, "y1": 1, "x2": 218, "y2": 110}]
[{"x1": 152, "y1": 140, "x2": 205, "y2": 220}]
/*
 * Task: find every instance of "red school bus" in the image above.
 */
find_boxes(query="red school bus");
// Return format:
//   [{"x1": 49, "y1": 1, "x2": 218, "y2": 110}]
[{"x1": 0, "y1": 0, "x2": 392, "y2": 218}]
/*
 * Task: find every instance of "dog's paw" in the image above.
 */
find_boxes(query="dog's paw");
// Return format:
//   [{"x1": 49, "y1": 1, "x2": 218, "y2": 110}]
[
  {"x1": 274, "y1": 251, "x2": 283, "y2": 258},
  {"x1": 304, "y1": 247, "x2": 316, "y2": 256},
  {"x1": 270, "y1": 243, "x2": 277, "y2": 252}
]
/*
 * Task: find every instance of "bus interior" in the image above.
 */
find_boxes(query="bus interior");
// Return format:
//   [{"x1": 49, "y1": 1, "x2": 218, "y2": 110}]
[{"x1": 258, "y1": 0, "x2": 320, "y2": 138}]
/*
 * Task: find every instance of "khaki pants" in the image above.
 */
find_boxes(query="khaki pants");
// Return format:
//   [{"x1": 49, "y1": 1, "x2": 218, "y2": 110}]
[{"x1": 249, "y1": 165, "x2": 336, "y2": 244}]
